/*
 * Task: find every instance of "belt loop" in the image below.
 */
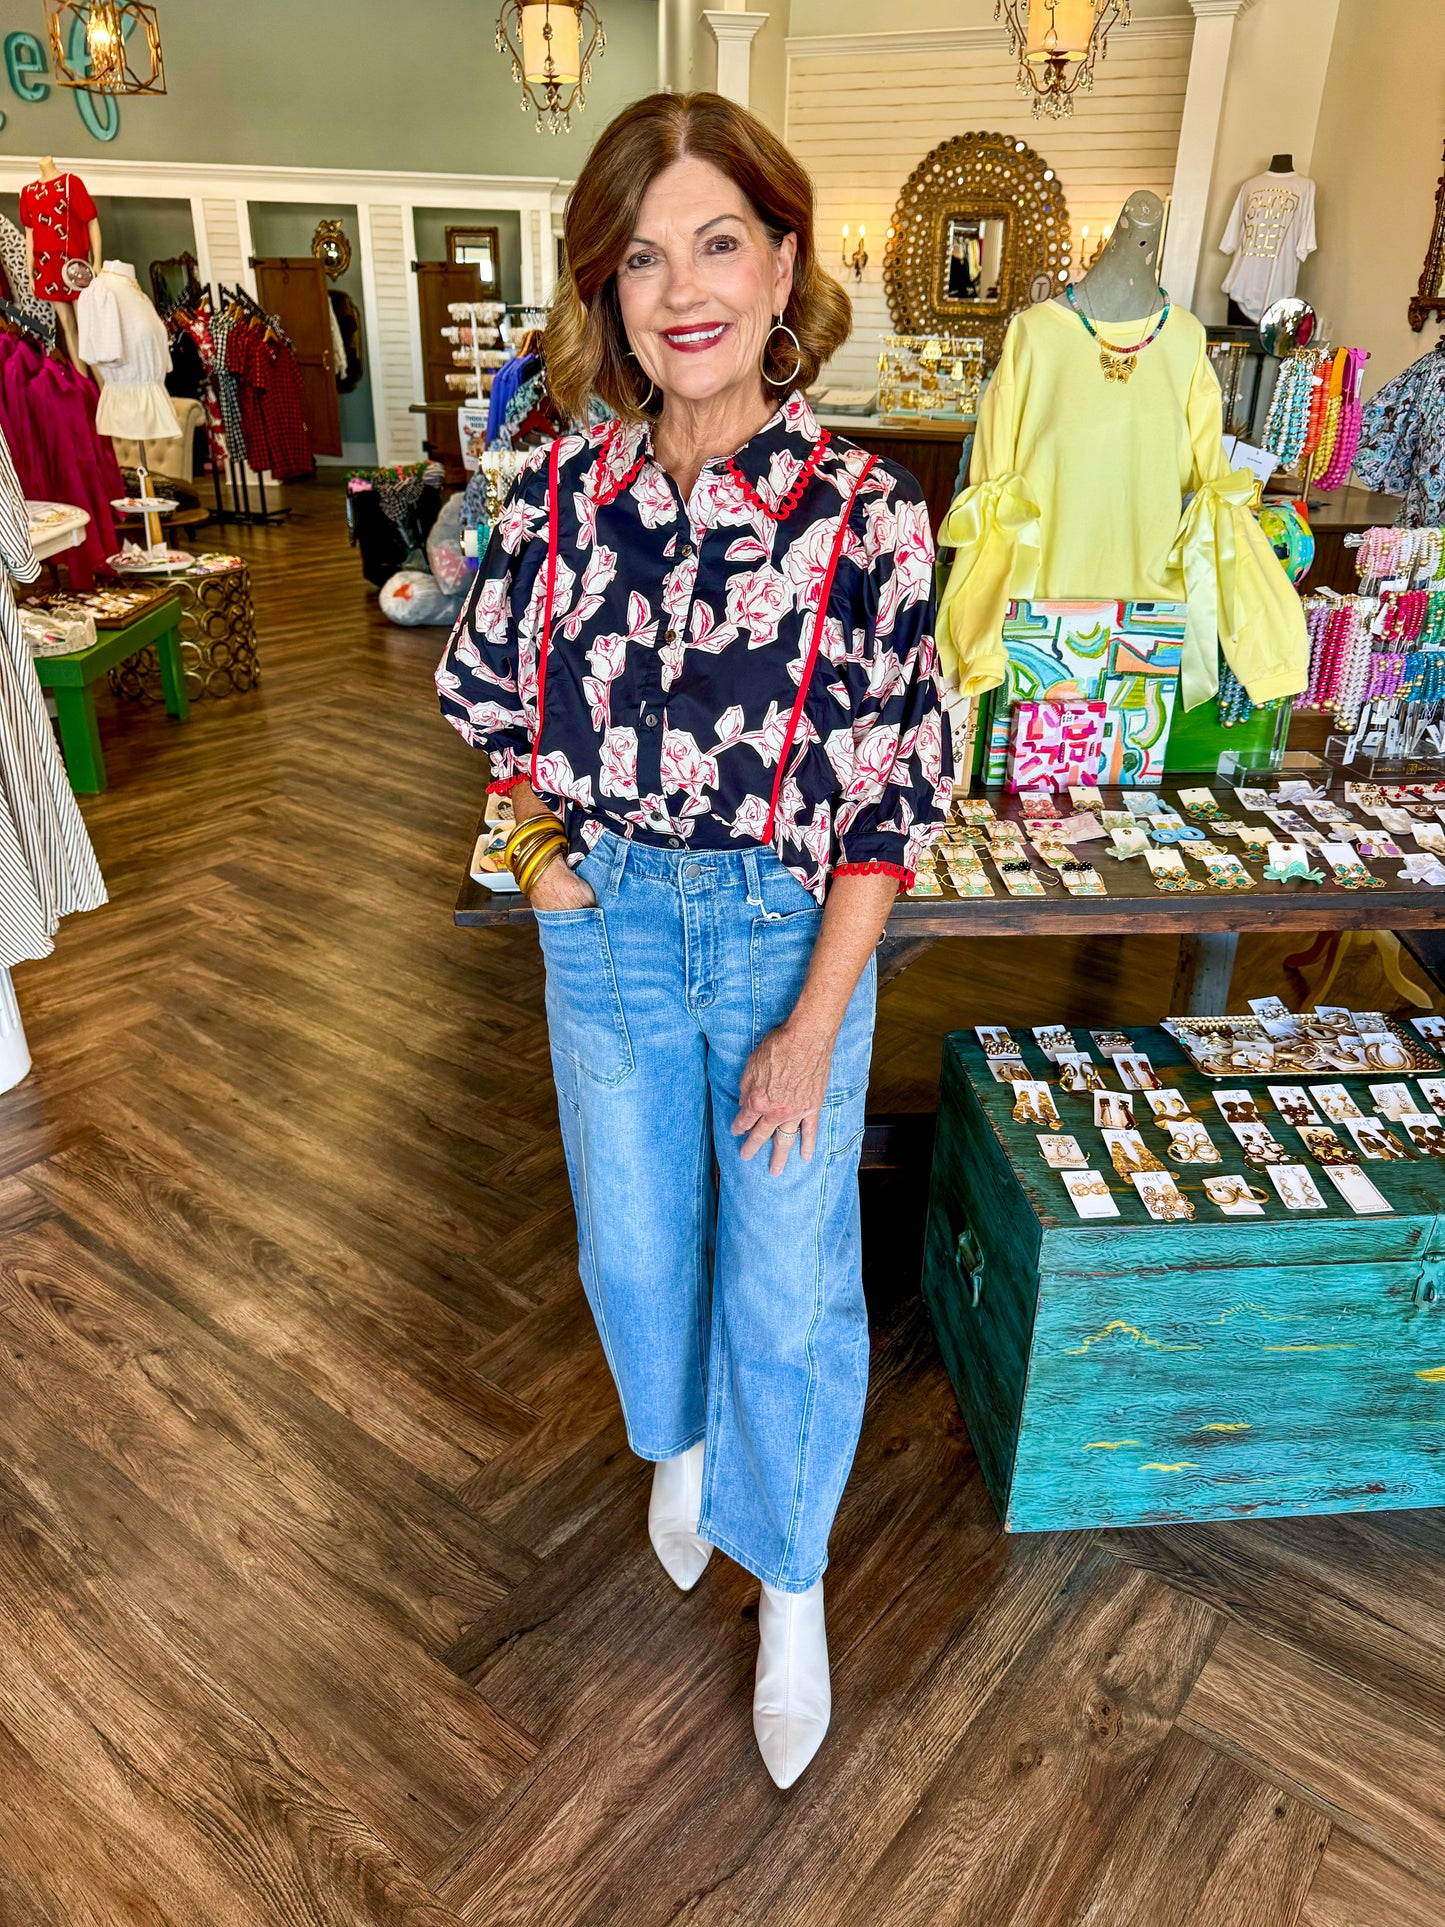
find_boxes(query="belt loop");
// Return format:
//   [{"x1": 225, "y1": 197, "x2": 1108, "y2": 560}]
[
  {"x1": 742, "y1": 847, "x2": 764, "y2": 909},
  {"x1": 607, "y1": 831, "x2": 630, "y2": 895}
]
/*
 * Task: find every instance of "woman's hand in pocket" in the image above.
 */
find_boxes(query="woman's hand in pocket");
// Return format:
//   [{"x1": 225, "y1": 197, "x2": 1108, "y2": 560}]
[{"x1": 529, "y1": 856, "x2": 597, "y2": 912}]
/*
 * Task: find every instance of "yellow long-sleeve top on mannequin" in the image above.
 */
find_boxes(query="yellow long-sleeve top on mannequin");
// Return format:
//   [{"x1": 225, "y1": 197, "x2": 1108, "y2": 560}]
[{"x1": 935, "y1": 298, "x2": 1309, "y2": 711}]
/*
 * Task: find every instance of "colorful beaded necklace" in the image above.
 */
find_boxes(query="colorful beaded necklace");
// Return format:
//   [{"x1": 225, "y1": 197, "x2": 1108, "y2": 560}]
[{"x1": 1065, "y1": 282, "x2": 1172, "y2": 385}]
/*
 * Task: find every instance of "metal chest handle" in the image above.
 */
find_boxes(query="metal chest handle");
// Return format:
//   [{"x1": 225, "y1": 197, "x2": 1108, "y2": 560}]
[{"x1": 950, "y1": 1208, "x2": 987, "y2": 1309}]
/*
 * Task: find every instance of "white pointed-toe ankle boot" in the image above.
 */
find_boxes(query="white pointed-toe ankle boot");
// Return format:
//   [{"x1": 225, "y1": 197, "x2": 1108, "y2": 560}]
[
  {"x1": 753, "y1": 1577, "x2": 831, "y2": 1788},
  {"x1": 647, "y1": 1440, "x2": 713, "y2": 1590}
]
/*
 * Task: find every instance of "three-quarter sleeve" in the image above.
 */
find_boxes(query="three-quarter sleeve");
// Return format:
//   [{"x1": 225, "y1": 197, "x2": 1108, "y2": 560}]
[
  {"x1": 435, "y1": 451, "x2": 551, "y2": 792},
  {"x1": 830, "y1": 470, "x2": 953, "y2": 886}
]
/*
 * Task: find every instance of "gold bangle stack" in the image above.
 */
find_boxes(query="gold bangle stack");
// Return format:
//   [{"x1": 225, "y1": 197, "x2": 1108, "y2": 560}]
[{"x1": 506, "y1": 815, "x2": 569, "y2": 896}]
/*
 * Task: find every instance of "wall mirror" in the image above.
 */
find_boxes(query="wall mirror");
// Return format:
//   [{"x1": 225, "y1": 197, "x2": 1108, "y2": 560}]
[
  {"x1": 311, "y1": 218, "x2": 352, "y2": 280},
  {"x1": 1411, "y1": 138, "x2": 1445, "y2": 332},
  {"x1": 447, "y1": 225, "x2": 500, "y2": 290},
  {"x1": 884, "y1": 131, "x2": 1070, "y2": 366}
]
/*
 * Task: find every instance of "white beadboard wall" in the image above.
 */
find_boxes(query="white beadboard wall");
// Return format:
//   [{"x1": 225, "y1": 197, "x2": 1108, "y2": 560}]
[
  {"x1": 787, "y1": 22, "x2": 1194, "y2": 390},
  {"x1": 362, "y1": 201, "x2": 426, "y2": 464}
]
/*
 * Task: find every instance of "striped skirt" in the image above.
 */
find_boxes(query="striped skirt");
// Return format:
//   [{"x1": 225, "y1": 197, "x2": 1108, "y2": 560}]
[{"x1": 0, "y1": 425, "x2": 107, "y2": 968}]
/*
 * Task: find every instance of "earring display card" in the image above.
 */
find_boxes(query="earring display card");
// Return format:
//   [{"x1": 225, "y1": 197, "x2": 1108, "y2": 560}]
[
  {"x1": 1069, "y1": 786, "x2": 1104, "y2": 810},
  {"x1": 994, "y1": 856, "x2": 1047, "y2": 897},
  {"x1": 1203, "y1": 1173, "x2": 1267, "y2": 1216},
  {"x1": 1109, "y1": 826, "x2": 1152, "y2": 859},
  {"x1": 1010, "y1": 1080, "x2": 1063, "y2": 1129},
  {"x1": 1298, "y1": 1124, "x2": 1355, "y2": 1166},
  {"x1": 1018, "y1": 787, "x2": 1061, "y2": 816},
  {"x1": 1032, "y1": 1025, "x2": 1077, "y2": 1059},
  {"x1": 1123, "y1": 791, "x2": 1165, "y2": 816},
  {"x1": 1094, "y1": 1090, "x2": 1136, "y2": 1130},
  {"x1": 1058, "y1": 860, "x2": 1108, "y2": 897},
  {"x1": 1165, "y1": 1120, "x2": 1220, "y2": 1163},
  {"x1": 952, "y1": 797, "x2": 996, "y2": 822},
  {"x1": 987, "y1": 1055, "x2": 1029, "y2": 1083},
  {"x1": 1412, "y1": 1016, "x2": 1445, "y2": 1045},
  {"x1": 1132, "y1": 1171, "x2": 1194, "y2": 1220},
  {"x1": 1251, "y1": 997, "x2": 1292, "y2": 1021},
  {"x1": 1416, "y1": 1078, "x2": 1445, "y2": 1117},
  {"x1": 1370, "y1": 1082, "x2": 1418, "y2": 1121},
  {"x1": 1233, "y1": 787, "x2": 1273, "y2": 810},
  {"x1": 1267, "y1": 1164, "x2": 1328, "y2": 1210},
  {"x1": 1092, "y1": 1029, "x2": 1134, "y2": 1056},
  {"x1": 1061, "y1": 1169, "x2": 1120, "y2": 1218},
  {"x1": 1113, "y1": 1052, "x2": 1162, "y2": 1091},
  {"x1": 1103, "y1": 1128, "x2": 1167, "y2": 1175},
  {"x1": 1176, "y1": 787, "x2": 1226, "y2": 818},
  {"x1": 1324, "y1": 1164, "x2": 1395, "y2": 1214},
  {"x1": 1399, "y1": 1113, "x2": 1445, "y2": 1156},
  {"x1": 975, "y1": 1025, "x2": 1017, "y2": 1056},
  {"x1": 1213, "y1": 1089, "x2": 1262, "y2": 1124},
  {"x1": 1230, "y1": 1120, "x2": 1290, "y2": 1165},
  {"x1": 1311, "y1": 1084, "x2": 1364, "y2": 1122},
  {"x1": 904, "y1": 861, "x2": 945, "y2": 897},
  {"x1": 1144, "y1": 1088, "x2": 1192, "y2": 1123},
  {"x1": 1344, "y1": 1117, "x2": 1414, "y2": 1161},
  {"x1": 1058, "y1": 1053, "x2": 1106, "y2": 1093},
  {"x1": 1267, "y1": 1085, "x2": 1320, "y2": 1127},
  {"x1": 1038, "y1": 1134, "x2": 1090, "y2": 1169}
]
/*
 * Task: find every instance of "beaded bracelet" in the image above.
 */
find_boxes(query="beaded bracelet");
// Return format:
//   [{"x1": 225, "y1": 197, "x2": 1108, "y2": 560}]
[{"x1": 1318, "y1": 347, "x2": 1369, "y2": 491}]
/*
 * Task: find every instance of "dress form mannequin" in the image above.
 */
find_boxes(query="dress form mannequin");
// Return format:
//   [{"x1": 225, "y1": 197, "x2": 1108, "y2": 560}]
[
  {"x1": 1058, "y1": 190, "x2": 1164, "y2": 324},
  {"x1": 20, "y1": 157, "x2": 102, "y2": 374}
]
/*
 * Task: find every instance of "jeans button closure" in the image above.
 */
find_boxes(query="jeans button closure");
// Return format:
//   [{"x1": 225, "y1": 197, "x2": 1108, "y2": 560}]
[{"x1": 683, "y1": 862, "x2": 700, "y2": 879}]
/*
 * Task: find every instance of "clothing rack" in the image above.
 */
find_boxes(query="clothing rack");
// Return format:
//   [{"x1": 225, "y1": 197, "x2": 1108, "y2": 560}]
[{"x1": 209, "y1": 281, "x2": 289, "y2": 527}]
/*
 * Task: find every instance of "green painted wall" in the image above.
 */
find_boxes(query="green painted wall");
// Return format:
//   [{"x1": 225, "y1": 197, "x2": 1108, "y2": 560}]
[
  {"x1": 0, "y1": 0, "x2": 658, "y2": 173},
  {"x1": 248, "y1": 201, "x2": 376, "y2": 458}
]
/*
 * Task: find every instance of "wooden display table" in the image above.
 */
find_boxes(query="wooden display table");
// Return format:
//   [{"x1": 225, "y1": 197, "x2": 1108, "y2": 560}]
[
  {"x1": 455, "y1": 784, "x2": 1445, "y2": 1017},
  {"x1": 34, "y1": 595, "x2": 189, "y2": 794}
]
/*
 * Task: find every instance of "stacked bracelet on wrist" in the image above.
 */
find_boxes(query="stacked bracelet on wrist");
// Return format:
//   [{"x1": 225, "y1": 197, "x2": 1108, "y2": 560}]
[{"x1": 506, "y1": 815, "x2": 569, "y2": 895}]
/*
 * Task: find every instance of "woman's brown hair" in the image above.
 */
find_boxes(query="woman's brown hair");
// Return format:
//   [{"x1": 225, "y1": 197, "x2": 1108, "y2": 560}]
[{"x1": 546, "y1": 91, "x2": 851, "y2": 422}]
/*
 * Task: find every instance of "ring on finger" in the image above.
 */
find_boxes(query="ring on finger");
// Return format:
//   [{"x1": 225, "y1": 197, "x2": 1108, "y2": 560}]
[{"x1": 775, "y1": 1126, "x2": 800, "y2": 1139}]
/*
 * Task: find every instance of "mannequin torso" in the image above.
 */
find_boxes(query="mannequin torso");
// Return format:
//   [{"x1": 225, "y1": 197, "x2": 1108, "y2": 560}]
[{"x1": 19, "y1": 155, "x2": 102, "y2": 373}]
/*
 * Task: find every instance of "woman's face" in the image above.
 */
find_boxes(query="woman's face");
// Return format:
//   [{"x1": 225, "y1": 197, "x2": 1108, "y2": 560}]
[{"x1": 616, "y1": 156, "x2": 796, "y2": 414}]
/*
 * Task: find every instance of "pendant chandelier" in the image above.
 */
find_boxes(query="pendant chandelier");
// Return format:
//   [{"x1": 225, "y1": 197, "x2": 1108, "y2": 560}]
[
  {"x1": 995, "y1": 0, "x2": 1130, "y2": 119},
  {"x1": 43, "y1": 0, "x2": 166, "y2": 95},
  {"x1": 496, "y1": 0, "x2": 605, "y2": 135}
]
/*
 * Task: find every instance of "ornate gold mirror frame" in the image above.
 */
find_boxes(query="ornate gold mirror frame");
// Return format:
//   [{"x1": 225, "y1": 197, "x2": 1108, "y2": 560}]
[
  {"x1": 883, "y1": 131, "x2": 1071, "y2": 366},
  {"x1": 1410, "y1": 138, "x2": 1445, "y2": 332}
]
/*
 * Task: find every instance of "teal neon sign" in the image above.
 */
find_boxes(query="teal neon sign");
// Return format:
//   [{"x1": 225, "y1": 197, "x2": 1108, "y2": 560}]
[{"x1": 2, "y1": 27, "x2": 125, "y2": 142}]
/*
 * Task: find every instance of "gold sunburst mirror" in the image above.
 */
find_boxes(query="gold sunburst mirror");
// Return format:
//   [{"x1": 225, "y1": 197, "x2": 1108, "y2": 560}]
[{"x1": 883, "y1": 131, "x2": 1071, "y2": 367}]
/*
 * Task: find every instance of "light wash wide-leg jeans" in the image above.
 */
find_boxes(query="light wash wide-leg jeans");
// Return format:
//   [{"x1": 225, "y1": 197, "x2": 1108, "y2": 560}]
[{"x1": 535, "y1": 829, "x2": 876, "y2": 1593}]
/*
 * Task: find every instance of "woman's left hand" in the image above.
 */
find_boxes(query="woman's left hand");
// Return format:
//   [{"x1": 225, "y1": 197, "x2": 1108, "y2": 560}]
[{"x1": 731, "y1": 1019, "x2": 836, "y2": 1175}]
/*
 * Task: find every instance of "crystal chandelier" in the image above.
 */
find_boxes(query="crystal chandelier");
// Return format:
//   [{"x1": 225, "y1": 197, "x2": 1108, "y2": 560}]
[
  {"x1": 497, "y1": 0, "x2": 605, "y2": 135},
  {"x1": 995, "y1": 0, "x2": 1130, "y2": 119},
  {"x1": 43, "y1": 0, "x2": 166, "y2": 95}
]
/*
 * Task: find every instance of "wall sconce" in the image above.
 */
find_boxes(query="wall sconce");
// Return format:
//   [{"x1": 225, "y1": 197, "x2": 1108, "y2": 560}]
[
  {"x1": 1080, "y1": 221, "x2": 1109, "y2": 268},
  {"x1": 841, "y1": 223, "x2": 868, "y2": 282}
]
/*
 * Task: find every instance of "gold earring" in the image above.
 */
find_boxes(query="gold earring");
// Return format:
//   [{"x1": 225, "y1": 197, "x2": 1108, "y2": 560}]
[
  {"x1": 762, "y1": 314, "x2": 803, "y2": 387},
  {"x1": 625, "y1": 345, "x2": 660, "y2": 411}
]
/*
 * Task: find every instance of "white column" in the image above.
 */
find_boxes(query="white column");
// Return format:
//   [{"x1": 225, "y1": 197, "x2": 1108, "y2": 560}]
[
  {"x1": 1161, "y1": 0, "x2": 1255, "y2": 311},
  {"x1": 0, "y1": 969, "x2": 31, "y2": 1095},
  {"x1": 703, "y1": 9, "x2": 768, "y2": 109}
]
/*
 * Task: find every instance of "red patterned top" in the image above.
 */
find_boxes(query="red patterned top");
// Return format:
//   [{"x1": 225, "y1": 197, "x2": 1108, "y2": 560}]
[{"x1": 18, "y1": 173, "x2": 96, "y2": 303}]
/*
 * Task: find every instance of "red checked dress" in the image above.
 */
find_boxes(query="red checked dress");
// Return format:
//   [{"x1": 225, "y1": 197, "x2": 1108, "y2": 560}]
[{"x1": 18, "y1": 173, "x2": 96, "y2": 304}]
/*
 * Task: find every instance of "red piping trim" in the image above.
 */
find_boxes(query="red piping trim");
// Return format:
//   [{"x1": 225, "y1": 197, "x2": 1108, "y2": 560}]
[
  {"x1": 726, "y1": 428, "x2": 831, "y2": 522},
  {"x1": 588, "y1": 423, "x2": 647, "y2": 506},
  {"x1": 487, "y1": 773, "x2": 528, "y2": 796},
  {"x1": 763, "y1": 456, "x2": 877, "y2": 845},
  {"x1": 528, "y1": 435, "x2": 565, "y2": 793},
  {"x1": 835, "y1": 860, "x2": 913, "y2": 885}
]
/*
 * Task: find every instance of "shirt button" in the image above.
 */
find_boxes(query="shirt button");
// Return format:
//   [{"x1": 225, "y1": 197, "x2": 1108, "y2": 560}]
[
  {"x1": 665, "y1": 628, "x2": 677, "y2": 643},
  {"x1": 669, "y1": 837, "x2": 683, "y2": 849},
  {"x1": 680, "y1": 544, "x2": 694, "y2": 558},
  {"x1": 644, "y1": 712, "x2": 659, "y2": 728}
]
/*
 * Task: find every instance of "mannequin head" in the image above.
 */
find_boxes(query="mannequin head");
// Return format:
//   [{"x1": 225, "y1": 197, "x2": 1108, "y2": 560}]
[
  {"x1": 38, "y1": 156, "x2": 57, "y2": 179},
  {"x1": 1111, "y1": 191, "x2": 1165, "y2": 268}
]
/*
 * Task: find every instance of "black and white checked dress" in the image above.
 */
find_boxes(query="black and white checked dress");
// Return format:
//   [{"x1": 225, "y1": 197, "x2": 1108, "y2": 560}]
[{"x1": 0, "y1": 420, "x2": 107, "y2": 967}]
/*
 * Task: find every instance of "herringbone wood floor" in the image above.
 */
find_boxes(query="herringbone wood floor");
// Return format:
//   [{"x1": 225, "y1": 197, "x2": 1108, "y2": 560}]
[{"x1": 3, "y1": 478, "x2": 1445, "y2": 1925}]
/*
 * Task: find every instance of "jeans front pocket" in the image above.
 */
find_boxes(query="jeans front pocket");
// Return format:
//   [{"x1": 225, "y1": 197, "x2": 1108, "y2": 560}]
[{"x1": 536, "y1": 907, "x2": 635, "y2": 1087}]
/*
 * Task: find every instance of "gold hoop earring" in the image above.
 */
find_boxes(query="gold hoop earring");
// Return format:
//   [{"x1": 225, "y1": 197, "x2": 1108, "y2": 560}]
[
  {"x1": 625, "y1": 345, "x2": 660, "y2": 412},
  {"x1": 762, "y1": 315, "x2": 803, "y2": 387}
]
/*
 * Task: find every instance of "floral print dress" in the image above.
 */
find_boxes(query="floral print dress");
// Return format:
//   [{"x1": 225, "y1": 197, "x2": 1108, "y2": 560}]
[
  {"x1": 436, "y1": 393, "x2": 951, "y2": 900},
  {"x1": 1354, "y1": 344, "x2": 1445, "y2": 528}
]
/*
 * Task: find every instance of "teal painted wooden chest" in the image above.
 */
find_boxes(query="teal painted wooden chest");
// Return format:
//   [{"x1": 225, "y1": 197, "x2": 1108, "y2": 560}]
[{"x1": 921, "y1": 1027, "x2": 1445, "y2": 1532}]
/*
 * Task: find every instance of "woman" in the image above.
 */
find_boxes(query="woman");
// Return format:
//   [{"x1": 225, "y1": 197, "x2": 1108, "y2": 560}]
[{"x1": 437, "y1": 92, "x2": 950, "y2": 1788}]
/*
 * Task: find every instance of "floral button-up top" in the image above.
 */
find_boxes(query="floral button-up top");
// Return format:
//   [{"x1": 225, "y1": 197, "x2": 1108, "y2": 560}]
[{"x1": 436, "y1": 392, "x2": 951, "y2": 899}]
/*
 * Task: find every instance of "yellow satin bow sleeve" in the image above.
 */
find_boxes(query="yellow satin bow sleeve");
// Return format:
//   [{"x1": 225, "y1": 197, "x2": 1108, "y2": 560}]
[
  {"x1": 935, "y1": 473, "x2": 1041, "y2": 696},
  {"x1": 1169, "y1": 469, "x2": 1310, "y2": 712}
]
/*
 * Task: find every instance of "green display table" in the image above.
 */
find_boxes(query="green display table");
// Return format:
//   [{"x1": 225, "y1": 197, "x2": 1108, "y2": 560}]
[
  {"x1": 923, "y1": 1025, "x2": 1445, "y2": 1535},
  {"x1": 34, "y1": 595, "x2": 189, "y2": 794}
]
